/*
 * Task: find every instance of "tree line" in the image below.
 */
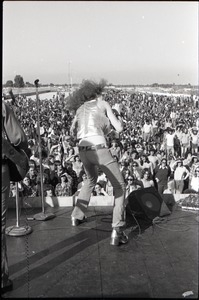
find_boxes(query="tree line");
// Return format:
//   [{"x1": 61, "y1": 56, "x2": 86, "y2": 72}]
[
  {"x1": 3, "y1": 75, "x2": 79, "y2": 88},
  {"x1": 4, "y1": 75, "x2": 34, "y2": 88},
  {"x1": 4, "y1": 75, "x2": 196, "y2": 89}
]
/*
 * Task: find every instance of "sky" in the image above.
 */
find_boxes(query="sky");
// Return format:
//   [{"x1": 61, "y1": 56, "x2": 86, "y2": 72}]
[{"x1": 2, "y1": 1, "x2": 198, "y2": 85}]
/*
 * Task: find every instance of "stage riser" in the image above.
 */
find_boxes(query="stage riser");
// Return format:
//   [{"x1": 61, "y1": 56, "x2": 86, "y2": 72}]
[{"x1": 7, "y1": 194, "x2": 190, "y2": 208}]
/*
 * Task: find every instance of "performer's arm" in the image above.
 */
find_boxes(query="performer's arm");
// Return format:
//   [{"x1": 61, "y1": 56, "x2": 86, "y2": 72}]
[
  {"x1": 103, "y1": 101, "x2": 123, "y2": 133},
  {"x1": 70, "y1": 115, "x2": 77, "y2": 137}
]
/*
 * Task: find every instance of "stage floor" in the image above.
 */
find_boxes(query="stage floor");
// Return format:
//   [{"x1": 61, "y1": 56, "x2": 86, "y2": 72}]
[{"x1": 3, "y1": 204, "x2": 199, "y2": 298}]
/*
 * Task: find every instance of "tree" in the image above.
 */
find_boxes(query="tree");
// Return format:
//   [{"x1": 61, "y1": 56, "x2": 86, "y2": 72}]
[
  {"x1": 25, "y1": 81, "x2": 34, "y2": 87},
  {"x1": 14, "y1": 75, "x2": 25, "y2": 88},
  {"x1": 152, "y1": 83, "x2": 159, "y2": 87},
  {"x1": 5, "y1": 80, "x2": 14, "y2": 87}
]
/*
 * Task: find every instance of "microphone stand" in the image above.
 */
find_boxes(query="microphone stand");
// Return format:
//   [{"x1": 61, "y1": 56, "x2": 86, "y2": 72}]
[
  {"x1": 6, "y1": 183, "x2": 32, "y2": 236},
  {"x1": 33, "y1": 79, "x2": 55, "y2": 221}
]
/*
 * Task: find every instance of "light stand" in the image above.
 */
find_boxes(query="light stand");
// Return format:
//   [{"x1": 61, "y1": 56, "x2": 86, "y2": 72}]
[
  {"x1": 33, "y1": 79, "x2": 55, "y2": 221},
  {"x1": 6, "y1": 183, "x2": 32, "y2": 236}
]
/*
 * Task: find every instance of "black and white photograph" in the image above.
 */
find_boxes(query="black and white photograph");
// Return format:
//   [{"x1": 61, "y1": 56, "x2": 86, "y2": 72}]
[{"x1": 2, "y1": 1, "x2": 198, "y2": 298}]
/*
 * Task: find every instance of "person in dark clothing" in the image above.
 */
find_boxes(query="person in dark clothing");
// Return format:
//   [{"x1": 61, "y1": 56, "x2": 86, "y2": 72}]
[
  {"x1": 154, "y1": 158, "x2": 171, "y2": 194},
  {"x1": 63, "y1": 161, "x2": 78, "y2": 195},
  {"x1": 2, "y1": 100, "x2": 29, "y2": 294}
]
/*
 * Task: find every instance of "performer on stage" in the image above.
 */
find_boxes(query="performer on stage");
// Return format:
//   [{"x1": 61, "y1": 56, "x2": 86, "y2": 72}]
[
  {"x1": 1, "y1": 100, "x2": 29, "y2": 294},
  {"x1": 69, "y1": 80, "x2": 128, "y2": 246}
]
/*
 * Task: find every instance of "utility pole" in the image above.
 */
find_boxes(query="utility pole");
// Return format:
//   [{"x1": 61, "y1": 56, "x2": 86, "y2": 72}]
[{"x1": 68, "y1": 61, "x2": 72, "y2": 92}]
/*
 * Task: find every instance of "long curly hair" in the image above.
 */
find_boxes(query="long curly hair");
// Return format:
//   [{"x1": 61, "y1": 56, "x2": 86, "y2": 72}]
[{"x1": 66, "y1": 79, "x2": 107, "y2": 112}]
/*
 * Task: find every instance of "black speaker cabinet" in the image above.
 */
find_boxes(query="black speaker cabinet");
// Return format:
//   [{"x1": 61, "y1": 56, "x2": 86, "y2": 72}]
[{"x1": 127, "y1": 187, "x2": 171, "y2": 220}]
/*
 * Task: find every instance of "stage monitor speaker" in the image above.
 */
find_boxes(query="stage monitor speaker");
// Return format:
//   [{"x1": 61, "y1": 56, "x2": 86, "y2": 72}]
[{"x1": 127, "y1": 187, "x2": 171, "y2": 221}]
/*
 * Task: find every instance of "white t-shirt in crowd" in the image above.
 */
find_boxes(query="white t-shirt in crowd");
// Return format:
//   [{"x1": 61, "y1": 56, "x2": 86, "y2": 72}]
[
  {"x1": 190, "y1": 176, "x2": 199, "y2": 192},
  {"x1": 174, "y1": 166, "x2": 189, "y2": 180},
  {"x1": 165, "y1": 133, "x2": 175, "y2": 147},
  {"x1": 143, "y1": 124, "x2": 152, "y2": 134}
]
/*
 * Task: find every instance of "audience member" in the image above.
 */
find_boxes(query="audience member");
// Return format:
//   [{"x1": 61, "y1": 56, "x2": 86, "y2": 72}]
[
  {"x1": 154, "y1": 158, "x2": 171, "y2": 194},
  {"x1": 104, "y1": 178, "x2": 114, "y2": 196},
  {"x1": 55, "y1": 173, "x2": 73, "y2": 196},
  {"x1": 140, "y1": 169, "x2": 154, "y2": 188},
  {"x1": 92, "y1": 182, "x2": 108, "y2": 196},
  {"x1": 72, "y1": 155, "x2": 83, "y2": 176},
  {"x1": 189, "y1": 166, "x2": 199, "y2": 193},
  {"x1": 125, "y1": 175, "x2": 142, "y2": 198},
  {"x1": 22, "y1": 176, "x2": 37, "y2": 197},
  {"x1": 173, "y1": 159, "x2": 190, "y2": 194}
]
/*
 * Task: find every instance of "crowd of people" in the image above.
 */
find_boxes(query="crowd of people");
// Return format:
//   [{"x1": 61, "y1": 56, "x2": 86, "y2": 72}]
[{"x1": 8, "y1": 88, "x2": 199, "y2": 199}]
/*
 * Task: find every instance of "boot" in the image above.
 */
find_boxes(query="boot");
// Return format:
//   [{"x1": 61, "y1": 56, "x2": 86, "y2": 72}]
[
  {"x1": 110, "y1": 228, "x2": 128, "y2": 246},
  {"x1": 71, "y1": 216, "x2": 87, "y2": 226},
  {"x1": 1, "y1": 279, "x2": 13, "y2": 294}
]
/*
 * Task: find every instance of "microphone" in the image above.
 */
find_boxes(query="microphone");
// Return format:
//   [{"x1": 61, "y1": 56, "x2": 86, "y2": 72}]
[
  {"x1": 8, "y1": 88, "x2": 17, "y2": 106},
  {"x1": 34, "y1": 79, "x2": 39, "y2": 87},
  {"x1": 112, "y1": 108, "x2": 120, "y2": 118}
]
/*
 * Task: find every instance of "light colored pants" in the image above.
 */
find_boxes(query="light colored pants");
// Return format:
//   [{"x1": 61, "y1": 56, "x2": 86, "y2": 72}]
[
  {"x1": 1, "y1": 163, "x2": 10, "y2": 288},
  {"x1": 71, "y1": 148, "x2": 126, "y2": 228},
  {"x1": 143, "y1": 132, "x2": 151, "y2": 142},
  {"x1": 174, "y1": 180, "x2": 184, "y2": 194}
]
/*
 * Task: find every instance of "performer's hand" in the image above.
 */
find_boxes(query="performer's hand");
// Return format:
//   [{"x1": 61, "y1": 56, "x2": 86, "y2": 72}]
[{"x1": 112, "y1": 108, "x2": 120, "y2": 118}]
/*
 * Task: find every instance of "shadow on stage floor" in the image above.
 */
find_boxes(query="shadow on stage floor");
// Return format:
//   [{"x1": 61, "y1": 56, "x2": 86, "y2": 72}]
[{"x1": 2, "y1": 204, "x2": 198, "y2": 299}]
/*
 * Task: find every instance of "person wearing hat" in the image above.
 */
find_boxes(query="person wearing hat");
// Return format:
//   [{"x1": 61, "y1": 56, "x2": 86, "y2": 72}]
[{"x1": 69, "y1": 79, "x2": 128, "y2": 246}]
